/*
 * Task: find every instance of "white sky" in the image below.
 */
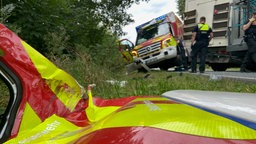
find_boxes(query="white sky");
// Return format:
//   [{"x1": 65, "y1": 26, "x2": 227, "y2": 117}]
[{"x1": 121, "y1": 0, "x2": 178, "y2": 43}]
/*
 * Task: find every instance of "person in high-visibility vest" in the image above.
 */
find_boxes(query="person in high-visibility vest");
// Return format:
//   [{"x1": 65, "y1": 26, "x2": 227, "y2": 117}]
[
  {"x1": 240, "y1": 12, "x2": 256, "y2": 72},
  {"x1": 190, "y1": 16, "x2": 214, "y2": 73}
]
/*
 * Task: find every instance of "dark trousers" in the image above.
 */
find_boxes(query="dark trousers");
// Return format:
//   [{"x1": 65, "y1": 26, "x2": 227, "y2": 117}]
[
  {"x1": 191, "y1": 41, "x2": 208, "y2": 72},
  {"x1": 240, "y1": 38, "x2": 256, "y2": 71},
  {"x1": 177, "y1": 45, "x2": 188, "y2": 69}
]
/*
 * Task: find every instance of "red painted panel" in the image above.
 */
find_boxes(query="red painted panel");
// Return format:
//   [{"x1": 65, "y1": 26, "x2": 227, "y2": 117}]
[{"x1": 73, "y1": 127, "x2": 256, "y2": 144}]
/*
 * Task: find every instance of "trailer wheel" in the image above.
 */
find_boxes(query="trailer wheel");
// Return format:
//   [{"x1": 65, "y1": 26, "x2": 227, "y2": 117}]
[{"x1": 210, "y1": 64, "x2": 228, "y2": 71}]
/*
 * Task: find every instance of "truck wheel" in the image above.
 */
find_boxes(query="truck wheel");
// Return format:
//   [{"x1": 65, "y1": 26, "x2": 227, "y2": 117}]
[{"x1": 210, "y1": 64, "x2": 228, "y2": 71}]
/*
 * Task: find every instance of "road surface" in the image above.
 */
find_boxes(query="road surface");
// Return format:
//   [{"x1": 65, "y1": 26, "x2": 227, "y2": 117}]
[{"x1": 175, "y1": 69, "x2": 256, "y2": 83}]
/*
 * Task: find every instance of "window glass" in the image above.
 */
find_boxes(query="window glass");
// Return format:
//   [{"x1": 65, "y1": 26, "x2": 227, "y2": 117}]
[
  {"x1": 120, "y1": 40, "x2": 134, "y2": 51},
  {"x1": 136, "y1": 23, "x2": 170, "y2": 45}
]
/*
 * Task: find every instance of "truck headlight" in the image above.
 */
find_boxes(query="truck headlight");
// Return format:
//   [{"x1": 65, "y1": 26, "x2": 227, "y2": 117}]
[
  {"x1": 162, "y1": 38, "x2": 172, "y2": 48},
  {"x1": 132, "y1": 51, "x2": 138, "y2": 58}
]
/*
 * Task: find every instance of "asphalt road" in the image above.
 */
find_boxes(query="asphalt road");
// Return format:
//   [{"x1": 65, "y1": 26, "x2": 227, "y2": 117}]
[
  {"x1": 150, "y1": 67, "x2": 256, "y2": 83},
  {"x1": 176, "y1": 69, "x2": 256, "y2": 83},
  {"x1": 204, "y1": 70, "x2": 256, "y2": 83}
]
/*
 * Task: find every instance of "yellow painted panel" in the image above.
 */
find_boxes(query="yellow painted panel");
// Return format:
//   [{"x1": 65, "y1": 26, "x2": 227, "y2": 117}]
[
  {"x1": 21, "y1": 41, "x2": 84, "y2": 111},
  {"x1": 89, "y1": 102, "x2": 256, "y2": 139},
  {"x1": 19, "y1": 103, "x2": 42, "y2": 132},
  {"x1": 5, "y1": 115, "x2": 81, "y2": 144}
]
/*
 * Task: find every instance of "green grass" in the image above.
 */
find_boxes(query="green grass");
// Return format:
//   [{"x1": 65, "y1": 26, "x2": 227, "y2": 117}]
[
  {"x1": 1, "y1": 67, "x2": 256, "y2": 114},
  {"x1": 91, "y1": 71, "x2": 256, "y2": 99},
  {"x1": 52, "y1": 56, "x2": 256, "y2": 99}
]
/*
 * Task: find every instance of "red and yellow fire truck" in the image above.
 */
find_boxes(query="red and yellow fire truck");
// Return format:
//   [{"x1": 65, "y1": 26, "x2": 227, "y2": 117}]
[{"x1": 119, "y1": 11, "x2": 188, "y2": 72}]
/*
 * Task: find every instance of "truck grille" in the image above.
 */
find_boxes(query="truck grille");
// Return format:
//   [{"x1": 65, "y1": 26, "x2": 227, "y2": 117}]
[{"x1": 137, "y1": 42, "x2": 161, "y2": 57}]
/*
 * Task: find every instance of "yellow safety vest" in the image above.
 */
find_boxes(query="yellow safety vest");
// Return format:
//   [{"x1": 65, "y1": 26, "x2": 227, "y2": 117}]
[
  {"x1": 198, "y1": 23, "x2": 210, "y2": 31},
  {"x1": 196, "y1": 23, "x2": 210, "y2": 40}
]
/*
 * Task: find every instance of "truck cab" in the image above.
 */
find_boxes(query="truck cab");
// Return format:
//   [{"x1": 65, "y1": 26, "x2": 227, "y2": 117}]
[{"x1": 120, "y1": 12, "x2": 188, "y2": 71}]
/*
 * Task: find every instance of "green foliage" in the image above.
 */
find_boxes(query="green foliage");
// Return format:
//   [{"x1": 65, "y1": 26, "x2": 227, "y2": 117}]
[
  {"x1": 85, "y1": 35, "x2": 126, "y2": 71},
  {"x1": 1, "y1": 0, "x2": 150, "y2": 56},
  {"x1": 176, "y1": 0, "x2": 185, "y2": 19},
  {"x1": 0, "y1": 3, "x2": 20, "y2": 33},
  {"x1": 53, "y1": 50, "x2": 127, "y2": 97},
  {"x1": 51, "y1": 32, "x2": 127, "y2": 89},
  {"x1": 43, "y1": 26, "x2": 72, "y2": 58},
  {"x1": 4, "y1": 0, "x2": 71, "y2": 53},
  {"x1": 0, "y1": 79, "x2": 10, "y2": 115},
  {"x1": 0, "y1": 3, "x2": 15, "y2": 23}
]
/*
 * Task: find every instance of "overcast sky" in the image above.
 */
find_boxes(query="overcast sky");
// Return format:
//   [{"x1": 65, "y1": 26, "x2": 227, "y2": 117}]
[{"x1": 121, "y1": 0, "x2": 178, "y2": 43}]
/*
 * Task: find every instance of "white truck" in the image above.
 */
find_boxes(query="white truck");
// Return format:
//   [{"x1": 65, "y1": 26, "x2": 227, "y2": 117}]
[{"x1": 183, "y1": 0, "x2": 255, "y2": 71}]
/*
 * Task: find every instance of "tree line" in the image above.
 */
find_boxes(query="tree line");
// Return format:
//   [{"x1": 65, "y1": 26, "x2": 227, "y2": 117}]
[{"x1": 1, "y1": 0, "x2": 152, "y2": 56}]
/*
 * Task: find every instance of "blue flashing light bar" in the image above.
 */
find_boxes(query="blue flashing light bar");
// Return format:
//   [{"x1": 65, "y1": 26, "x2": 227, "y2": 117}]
[{"x1": 135, "y1": 14, "x2": 167, "y2": 32}]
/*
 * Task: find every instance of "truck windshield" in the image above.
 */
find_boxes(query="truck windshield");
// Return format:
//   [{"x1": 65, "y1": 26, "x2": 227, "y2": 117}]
[{"x1": 136, "y1": 22, "x2": 170, "y2": 45}]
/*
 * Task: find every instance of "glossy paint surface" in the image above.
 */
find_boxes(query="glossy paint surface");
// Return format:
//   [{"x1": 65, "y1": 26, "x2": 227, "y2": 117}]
[{"x1": 163, "y1": 90, "x2": 256, "y2": 129}]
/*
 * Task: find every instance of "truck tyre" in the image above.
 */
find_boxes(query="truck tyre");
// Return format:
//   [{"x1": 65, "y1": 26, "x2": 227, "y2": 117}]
[
  {"x1": 210, "y1": 64, "x2": 228, "y2": 71},
  {"x1": 159, "y1": 57, "x2": 182, "y2": 71}
]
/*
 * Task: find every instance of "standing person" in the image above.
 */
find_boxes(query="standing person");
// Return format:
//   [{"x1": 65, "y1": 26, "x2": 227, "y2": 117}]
[
  {"x1": 175, "y1": 36, "x2": 188, "y2": 71},
  {"x1": 240, "y1": 12, "x2": 256, "y2": 72},
  {"x1": 190, "y1": 16, "x2": 214, "y2": 73}
]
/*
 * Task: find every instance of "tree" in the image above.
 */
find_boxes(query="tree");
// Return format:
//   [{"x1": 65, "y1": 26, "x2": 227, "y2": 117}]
[
  {"x1": 176, "y1": 0, "x2": 185, "y2": 19},
  {"x1": 1, "y1": 0, "x2": 150, "y2": 55}
]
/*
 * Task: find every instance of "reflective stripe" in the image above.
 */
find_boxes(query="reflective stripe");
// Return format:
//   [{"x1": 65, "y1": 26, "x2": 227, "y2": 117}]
[
  {"x1": 198, "y1": 24, "x2": 210, "y2": 31},
  {"x1": 5, "y1": 115, "x2": 81, "y2": 143},
  {"x1": 19, "y1": 103, "x2": 42, "y2": 132},
  {"x1": 83, "y1": 98, "x2": 256, "y2": 139},
  {"x1": 21, "y1": 41, "x2": 84, "y2": 111}
]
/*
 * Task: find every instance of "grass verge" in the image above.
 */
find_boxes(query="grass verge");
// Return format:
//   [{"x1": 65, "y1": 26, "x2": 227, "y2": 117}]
[{"x1": 91, "y1": 71, "x2": 256, "y2": 99}]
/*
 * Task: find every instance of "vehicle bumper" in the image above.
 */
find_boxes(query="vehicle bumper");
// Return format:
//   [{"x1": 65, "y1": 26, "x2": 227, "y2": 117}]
[{"x1": 135, "y1": 46, "x2": 177, "y2": 66}]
